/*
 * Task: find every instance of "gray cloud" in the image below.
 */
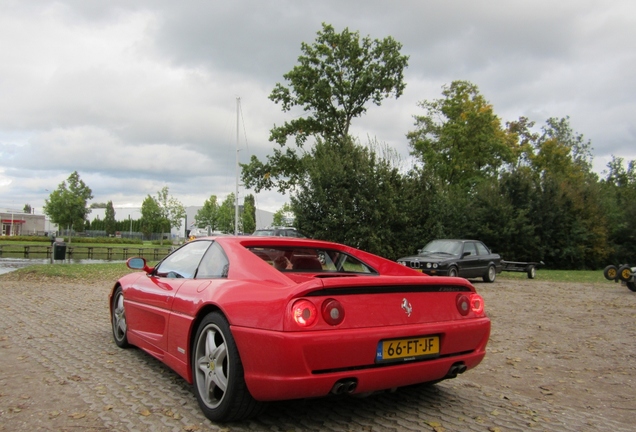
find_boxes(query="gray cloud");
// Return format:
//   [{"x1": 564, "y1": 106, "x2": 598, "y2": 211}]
[{"x1": 1, "y1": 0, "x2": 634, "y2": 214}]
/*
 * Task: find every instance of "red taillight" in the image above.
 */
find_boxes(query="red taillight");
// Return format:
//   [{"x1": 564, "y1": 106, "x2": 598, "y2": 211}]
[
  {"x1": 470, "y1": 293, "x2": 484, "y2": 316},
  {"x1": 321, "y1": 299, "x2": 345, "y2": 326},
  {"x1": 456, "y1": 293, "x2": 485, "y2": 317},
  {"x1": 292, "y1": 299, "x2": 318, "y2": 327}
]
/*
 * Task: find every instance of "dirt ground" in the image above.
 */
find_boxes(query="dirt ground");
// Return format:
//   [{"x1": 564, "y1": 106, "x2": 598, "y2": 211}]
[
  {"x1": 467, "y1": 278, "x2": 636, "y2": 426},
  {"x1": 0, "y1": 274, "x2": 635, "y2": 430}
]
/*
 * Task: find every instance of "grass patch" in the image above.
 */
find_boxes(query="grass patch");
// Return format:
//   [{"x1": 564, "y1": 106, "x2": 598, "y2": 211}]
[
  {"x1": 1, "y1": 260, "x2": 611, "y2": 285},
  {"x1": 0, "y1": 262, "x2": 148, "y2": 284},
  {"x1": 499, "y1": 269, "x2": 606, "y2": 284}
]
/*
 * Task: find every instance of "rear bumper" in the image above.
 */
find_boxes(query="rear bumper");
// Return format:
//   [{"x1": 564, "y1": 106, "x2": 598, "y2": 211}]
[{"x1": 232, "y1": 318, "x2": 490, "y2": 401}]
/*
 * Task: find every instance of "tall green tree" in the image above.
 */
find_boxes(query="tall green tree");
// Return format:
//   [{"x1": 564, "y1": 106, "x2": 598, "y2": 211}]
[
  {"x1": 217, "y1": 194, "x2": 236, "y2": 234},
  {"x1": 407, "y1": 80, "x2": 517, "y2": 190},
  {"x1": 23, "y1": 204, "x2": 31, "y2": 214},
  {"x1": 292, "y1": 137, "x2": 407, "y2": 257},
  {"x1": 104, "y1": 201, "x2": 116, "y2": 236},
  {"x1": 194, "y1": 195, "x2": 219, "y2": 232},
  {"x1": 155, "y1": 186, "x2": 186, "y2": 245},
  {"x1": 600, "y1": 156, "x2": 636, "y2": 263},
  {"x1": 241, "y1": 195, "x2": 256, "y2": 234},
  {"x1": 43, "y1": 171, "x2": 93, "y2": 243},
  {"x1": 140, "y1": 195, "x2": 163, "y2": 240},
  {"x1": 242, "y1": 23, "x2": 409, "y2": 193},
  {"x1": 528, "y1": 117, "x2": 607, "y2": 268}
]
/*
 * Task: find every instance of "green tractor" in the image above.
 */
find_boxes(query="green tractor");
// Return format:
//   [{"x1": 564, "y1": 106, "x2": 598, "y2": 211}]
[{"x1": 603, "y1": 264, "x2": 636, "y2": 292}]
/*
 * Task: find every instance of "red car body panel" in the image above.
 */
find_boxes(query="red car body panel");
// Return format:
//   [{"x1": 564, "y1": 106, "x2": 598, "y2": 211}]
[{"x1": 110, "y1": 236, "x2": 490, "y2": 402}]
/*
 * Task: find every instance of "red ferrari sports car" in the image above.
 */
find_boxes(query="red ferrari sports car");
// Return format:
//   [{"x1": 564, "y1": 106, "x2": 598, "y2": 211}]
[{"x1": 109, "y1": 236, "x2": 490, "y2": 422}]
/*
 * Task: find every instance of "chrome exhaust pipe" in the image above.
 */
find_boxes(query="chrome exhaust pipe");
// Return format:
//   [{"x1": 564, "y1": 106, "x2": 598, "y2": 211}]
[
  {"x1": 446, "y1": 362, "x2": 467, "y2": 379},
  {"x1": 331, "y1": 382, "x2": 345, "y2": 395},
  {"x1": 345, "y1": 380, "x2": 357, "y2": 394},
  {"x1": 447, "y1": 365, "x2": 459, "y2": 378},
  {"x1": 331, "y1": 379, "x2": 358, "y2": 395}
]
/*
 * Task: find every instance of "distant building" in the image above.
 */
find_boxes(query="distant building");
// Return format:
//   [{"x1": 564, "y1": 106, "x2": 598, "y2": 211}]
[{"x1": 0, "y1": 210, "x2": 48, "y2": 236}]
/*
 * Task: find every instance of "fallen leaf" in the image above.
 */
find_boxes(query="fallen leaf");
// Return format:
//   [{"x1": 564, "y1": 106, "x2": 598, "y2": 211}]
[
  {"x1": 69, "y1": 412, "x2": 86, "y2": 419},
  {"x1": 140, "y1": 409, "x2": 151, "y2": 416}
]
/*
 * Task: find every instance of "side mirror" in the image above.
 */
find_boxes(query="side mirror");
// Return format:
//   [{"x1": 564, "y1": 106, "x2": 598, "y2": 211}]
[{"x1": 127, "y1": 257, "x2": 153, "y2": 273}]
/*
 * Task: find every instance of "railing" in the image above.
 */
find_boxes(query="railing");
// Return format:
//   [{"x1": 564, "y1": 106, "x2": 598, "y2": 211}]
[{"x1": 0, "y1": 244, "x2": 173, "y2": 260}]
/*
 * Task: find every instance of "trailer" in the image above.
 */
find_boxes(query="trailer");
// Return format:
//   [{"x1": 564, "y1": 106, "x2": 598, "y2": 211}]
[
  {"x1": 501, "y1": 260, "x2": 544, "y2": 279},
  {"x1": 603, "y1": 264, "x2": 636, "y2": 292}
]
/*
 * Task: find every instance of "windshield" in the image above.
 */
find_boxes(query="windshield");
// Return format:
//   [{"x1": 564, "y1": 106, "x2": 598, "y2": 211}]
[
  {"x1": 420, "y1": 240, "x2": 462, "y2": 256},
  {"x1": 247, "y1": 246, "x2": 376, "y2": 274}
]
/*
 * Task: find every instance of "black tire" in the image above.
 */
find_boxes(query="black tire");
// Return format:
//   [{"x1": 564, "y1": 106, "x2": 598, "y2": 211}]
[
  {"x1": 617, "y1": 265, "x2": 632, "y2": 282},
  {"x1": 483, "y1": 265, "x2": 496, "y2": 283},
  {"x1": 627, "y1": 281, "x2": 636, "y2": 292},
  {"x1": 527, "y1": 265, "x2": 536, "y2": 279},
  {"x1": 192, "y1": 312, "x2": 264, "y2": 422},
  {"x1": 111, "y1": 287, "x2": 129, "y2": 348},
  {"x1": 603, "y1": 265, "x2": 618, "y2": 281},
  {"x1": 448, "y1": 267, "x2": 458, "y2": 277}
]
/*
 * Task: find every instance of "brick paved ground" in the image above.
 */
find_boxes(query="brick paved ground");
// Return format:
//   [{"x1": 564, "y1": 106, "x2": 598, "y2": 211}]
[{"x1": 0, "y1": 277, "x2": 633, "y2": 431}]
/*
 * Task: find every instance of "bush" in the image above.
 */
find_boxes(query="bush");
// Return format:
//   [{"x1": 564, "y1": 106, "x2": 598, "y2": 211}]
[{"x1": 1, "y1": 235, "x2": 51, "y2": 243}]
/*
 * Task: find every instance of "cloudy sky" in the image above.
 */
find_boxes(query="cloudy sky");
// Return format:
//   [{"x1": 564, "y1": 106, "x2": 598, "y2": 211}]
[{"x1": 1, "y1": 0, "x2": 634, "y2": 216}]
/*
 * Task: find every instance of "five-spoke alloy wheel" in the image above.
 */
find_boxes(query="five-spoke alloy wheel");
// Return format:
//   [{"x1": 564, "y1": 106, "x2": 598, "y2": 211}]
[
  {"x1": 112, "y1": 287, "x2": 129, "y2": 348},
  {"x1": 192, "y1": 312, "x2": 263, "y2": 422}
]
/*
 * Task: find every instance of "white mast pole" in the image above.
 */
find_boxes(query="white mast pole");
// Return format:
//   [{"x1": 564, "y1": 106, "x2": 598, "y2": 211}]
[{"x1": 235, "y1": 97, "x2": 240, "y2": 235}]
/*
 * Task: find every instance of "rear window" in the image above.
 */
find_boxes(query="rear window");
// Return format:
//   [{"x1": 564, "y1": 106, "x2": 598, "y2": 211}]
[{"x1": 247, "y1": 246, "x2": 376, "y2": 274}]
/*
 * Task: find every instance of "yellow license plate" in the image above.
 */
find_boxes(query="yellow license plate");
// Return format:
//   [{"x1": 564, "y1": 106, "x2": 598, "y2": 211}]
[{"x1": 376, "y1": 336, "x2": 440, "y2": 363}]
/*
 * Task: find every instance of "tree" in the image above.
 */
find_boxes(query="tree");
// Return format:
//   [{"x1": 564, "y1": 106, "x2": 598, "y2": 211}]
[
  {"x1": 272, "y1": 203, "x2": 294, "y2": 227},
  {"x1": 600, "y1": 156, "x2": 636, "y2": 263},
  {"x1": 241, "y1": 195, "x2": 256, "y2": 234},
  {"x1": 243, "y1": 194, "x2": 256, "y2": 233},
  {"x1": 242, "y1": 23, "x2": 409, "y2": 193},
  {"x1": 292, "y1": 137, "x2": 408, "y2": 257},
  {"x1": 140, "y1": 195, "x2": 163, "y2": 240},
  {"x1": 194, "y1": 195, "x2": 219, "y2": 232},
  {"x1": 23, "y1": 204, "x2": 31, "y2": 214},
  {"x1": 43, "y1": 171, "x2": 93, "y2": 243},
  {"x1": 526, "y1": 117, "x2": 608, "y2": 268},
  {"x1": 407, "y1": 81, "x2": 516, "y2": 190},
  {"x1": 155, "y1": 186, "x2": 186, "y2": 245},
  {"x1": 104, "y1": 201, "x2": 116, "y2": 236},
  {"x1": 217, "y1": 194, "x2": 236, "y2": 234}
]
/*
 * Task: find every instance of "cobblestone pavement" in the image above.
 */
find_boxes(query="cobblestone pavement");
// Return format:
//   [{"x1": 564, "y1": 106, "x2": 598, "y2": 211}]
[{"x1": 0, "y1": 278, "x2": 633, "y2": 432}]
